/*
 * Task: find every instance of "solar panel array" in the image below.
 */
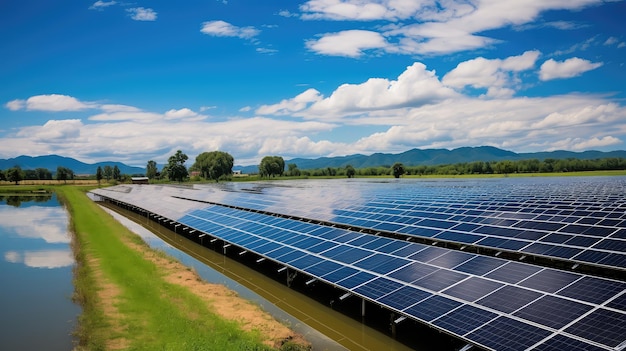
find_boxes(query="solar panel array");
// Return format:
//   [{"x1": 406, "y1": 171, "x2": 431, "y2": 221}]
[
  {"x1": 90, "y1": 177, "x2": 626, "y2": 351},
  {"x1": 179, "y1": 178, "x2": 626, "y2": 271}
]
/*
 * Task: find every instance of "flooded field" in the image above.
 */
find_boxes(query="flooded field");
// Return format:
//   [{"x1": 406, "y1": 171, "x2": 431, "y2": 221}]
[{"x1": 0, "y1": 194, "x2": 79, "y2": 350}]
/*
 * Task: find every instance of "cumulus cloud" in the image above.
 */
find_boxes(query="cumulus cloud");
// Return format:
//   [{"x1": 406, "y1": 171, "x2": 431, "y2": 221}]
[
  {"x1": 257, "y1": 89, "x2": 323, "y2": 115},
  {"x1": 443, "y1": 50, "x2": 540, "y2": 97},
  {"x1": 306, "y1": 30, "x2": 389, "y2": 57},
  {"x1": 6, "y1": 94, "x2": 94, "y2": 112},
  {"x1": 127, "y1": 7, "x2": 157, "y2": 21},
  {"x1": 300, "y1": 0, "x2": 606, "y2": 56},
  {"x1": 16, "y1": 119, "x2": 83, "y2": 141},
  {"x1": 539, "y1": 57, "x2": 603, "y2": 81},
  {"x1": 2, "y1": 51, "x2": 624, "y2": 166},
  {"x1": 262, "y1": 62, "x2": 458, "y2": 119},
  {"x1": 200, "y1": 20, "x2": 260, "y2": 39}
]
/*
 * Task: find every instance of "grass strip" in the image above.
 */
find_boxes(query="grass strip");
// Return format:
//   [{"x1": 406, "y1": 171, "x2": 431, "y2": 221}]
[{"x1": 55, "y1": 185, "x2": 284, "y2": 351}]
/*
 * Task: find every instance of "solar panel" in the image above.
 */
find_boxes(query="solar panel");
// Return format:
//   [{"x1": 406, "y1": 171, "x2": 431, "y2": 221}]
[{"x1": 90, "y1": 177, "x2": 626, "y2": 351}]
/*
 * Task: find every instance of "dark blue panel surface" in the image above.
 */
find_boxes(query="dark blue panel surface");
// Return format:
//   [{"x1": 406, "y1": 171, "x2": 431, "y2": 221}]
[
  {"x1": 432, "y1": 304, "x2": 497, "y2": 337},
  {"x1": 513, "y1": 295, "x2": 592, "y2": 329},
  {"x1": 485, "y1": 261, "x2": 543, "y2": 284},
  {"x1": 377, "y1": 285, "x2": 431, "y2": 311},
  {"x1": 565, "y1": 309, "x2": 626, "y2": 348},
  {"x1": 443, "y1": 277, "x2": 503, "y2": 302},
  {"x1": 305, "y1": 260, "x2": 343, "y2": 277},
  {"x1": 353, "y1": 277, "x2": 403, "y2": 300},
  {"x1": 532, "y1": 334, "x2": 607, "y2": 351},
  {"x1": 477, "y1": 285, "x2": 542, "y2": 314},
  {"x1": 321, "y1": 266, "x2": 359, "y2": 283},
  {"x1": 428, "y1": 250, "x2": 474, "y2": 269},
  {"x1": 558, "y1": 276, "x2": 626, "y2": 305},
  {"x1": 455, "y1": 255, "x2": 505, "y2": 276},
  {"x1": 413, "y1": 269, "x2": 468, "y2": 292},
  {"x1": 339, "y1": 271, "x2": 376, "y2": 289},
  {"x1": 518, "y1": 269, "x2": 580, "y2": 293},
  {"x1": 353, "y1": 254, "x2": 410, "y2": 274},
  {"x1": 403, "y1": 295, "x2": 462, "y2": 322},
  {"x1": 466, "y1": 316, "x2": 552, "y2": 351},
  {"x1": 389, "y1": 262, "x2": 439, "y2": 283}
]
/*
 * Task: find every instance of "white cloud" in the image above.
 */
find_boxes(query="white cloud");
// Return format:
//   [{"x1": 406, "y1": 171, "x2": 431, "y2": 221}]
[
  {"x1": 300, "y1": 0, "x2": 606, "y2": 56},
  {"x1": 539, "y1": 57, "x2": 603, "y2": 81},
  {"x1": 7, "y1": 94, "x2": 94, "y2": 112},
  {"x1": 443, "y1": 50, "x2": 540, "y2": 97},
  {"x1": 164, "y1": 108, "x2": 204, "y2": 120},
  {"x1": 257, "y1": 88, "x2": 323, "y2": 115},
  {"x1": 300, "y1": 0, "x2": 425, "y2": 21},
  {"x1": 200, "y1": 20, "x2": 259, "y2": 39},
  {"x1": 306, "y1": 30, "x2": 389, "y2": 57},
  {"x1": 89, "y1": 1, "x2": 116, "y2": 10},
  {"x1": 292, "y1": 62, "x2": 458, "y2": 119},
  {"x1": 5, "y1": 99, "x2": 25, "y2": 111},
  {"x1": 127, "y1": 7, "x2": 157, "y2": 21},
  {"x1": 16, "y1": 119, "x2": 83, "y2": 141}
]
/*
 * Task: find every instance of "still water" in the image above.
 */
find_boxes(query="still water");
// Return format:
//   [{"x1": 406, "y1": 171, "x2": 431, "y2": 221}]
[{"x1": 0, "y1": 194, "x2": 79, "y2": 351}]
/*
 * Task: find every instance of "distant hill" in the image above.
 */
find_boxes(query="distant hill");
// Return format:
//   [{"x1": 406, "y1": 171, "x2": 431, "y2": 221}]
[
  {"x1": 0, "y1": 155, "x2": 145, "y2": 175},
  {"x1": 3, "y1": 147, "x2": 626, "y2": 175},
  {"x1": 236, "y1": 146, "x2": 626, "y2": 173}
]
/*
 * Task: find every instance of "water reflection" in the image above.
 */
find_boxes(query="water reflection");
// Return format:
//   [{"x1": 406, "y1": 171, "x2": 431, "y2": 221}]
[
  {"x1": 0, "y1": 195, "x2": 79, "y2": 351},
  {"x1": 0, "y1": 202, "x2": 70, "y2": 243},
  {"x1": 4, "y1": 249, "x2": 74, "y2": 268}
]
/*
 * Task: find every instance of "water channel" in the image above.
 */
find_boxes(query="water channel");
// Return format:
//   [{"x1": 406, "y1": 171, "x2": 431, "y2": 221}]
[
  {"x1": 100, "y1": 204, "x2": 453, "y2": 351},
  {"x1": 0, "y1": 194, "x2": 79, "y2": 350}
]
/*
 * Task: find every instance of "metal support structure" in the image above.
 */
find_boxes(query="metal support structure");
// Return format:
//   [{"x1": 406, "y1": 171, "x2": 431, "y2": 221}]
[{"x1": 361, "y1": 298, "x2": 366, "y2": 317}]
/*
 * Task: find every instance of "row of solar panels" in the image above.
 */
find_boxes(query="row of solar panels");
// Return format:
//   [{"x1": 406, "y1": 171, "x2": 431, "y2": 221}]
[
  {"x1": 173, "y1": 204, "x2": 625, "y2": 351},
  {"x1": 90, "y1": 179, "x2": 626, "y2": 351},
  {"x1": 179, "y1": 180, "x2": 626, "y2": 271}
]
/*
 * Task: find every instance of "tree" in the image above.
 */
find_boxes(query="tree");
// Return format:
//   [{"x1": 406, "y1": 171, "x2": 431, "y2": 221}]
[
  {"x1": 146, "y1": 160, "x2": 158, "y2": 179},
  {"x1": 193, "y1": 151, "x2": 234, "y2": 182},
  {"x1": 103, "y1": 165, "x2": 113, "y2": 181},
  {"x1": 392, "y1": 163, "x2": 405, "y2": 178},
  {"x1": 259, "y1": 156, "x2": 285, "y2": 178},
  {"x1": 7, "y1": 166, "x2": 23, "y2": 185},
  {"x1": 56, "y1": 166, "x2": 74, "y2": 184},
  {"x1": 167, "y1": 150, "x2": 189, "y2": 182},
  {"x1": 113, "y1": 165, "x2": 121, "y2": 180},
  {"x1": 35, "y1": 168, "x2": 52, "y2": 180},
  {"x1": 96, "y1": 166, "x2": 103, "y2": 185},
  {"x1": 0, "y1": 169, "x2": 5, "y2": 181},
  {"x1": 346, "y1": 165, "x2": 356, "y2": 178},
  {"x1": 287, "y1": 163, "x2": 300, "y2": 177}
]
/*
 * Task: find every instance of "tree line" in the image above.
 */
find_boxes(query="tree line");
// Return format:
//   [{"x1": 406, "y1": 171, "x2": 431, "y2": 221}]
[
  {"x1": 294, "y1": 157, "x2": 626, "y2": 177},
  {"x1": 0, "y1": 165, "x2": 78, "y2": 184},
  {"x1": 2, "y1": 154, "x2": 624, "y2": 185}
]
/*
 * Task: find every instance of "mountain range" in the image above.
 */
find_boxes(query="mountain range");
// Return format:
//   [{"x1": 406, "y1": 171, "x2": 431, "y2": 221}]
[
  {"x1": 0, "y1": 155, "x2": 145, "y2": 175},
  {"x1": 2, "y1": 146, "x2": 625, "y2": 175}
]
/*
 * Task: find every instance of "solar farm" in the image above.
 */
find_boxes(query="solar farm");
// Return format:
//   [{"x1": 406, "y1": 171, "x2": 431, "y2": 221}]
[{"x1": 90, "y1": 176, "x2": 626, "y2": 351}]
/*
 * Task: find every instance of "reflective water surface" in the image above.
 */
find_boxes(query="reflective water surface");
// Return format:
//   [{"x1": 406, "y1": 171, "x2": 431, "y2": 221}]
[{"x1": 0, "y1": 194, "x2": 79, "y2": 350}]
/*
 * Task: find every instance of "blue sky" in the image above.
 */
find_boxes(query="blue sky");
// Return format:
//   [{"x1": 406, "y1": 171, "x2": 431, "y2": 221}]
[{"x1": 1, "y1": 0, "x2": 625, "y2": 167}]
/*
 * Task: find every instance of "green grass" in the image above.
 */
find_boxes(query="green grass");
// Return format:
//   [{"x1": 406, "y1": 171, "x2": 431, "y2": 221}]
[{"x1": 52, "y1": 186, "x2": 282, "y2": 351}]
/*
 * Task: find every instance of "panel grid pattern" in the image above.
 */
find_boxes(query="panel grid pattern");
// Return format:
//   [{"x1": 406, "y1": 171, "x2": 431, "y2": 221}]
[{"x1": 91, "y1": 178, "x2": 626, "y2": 351}]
